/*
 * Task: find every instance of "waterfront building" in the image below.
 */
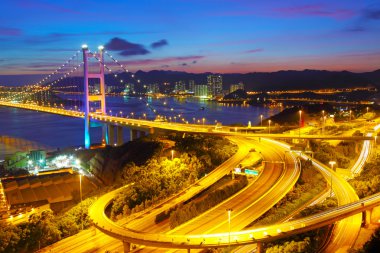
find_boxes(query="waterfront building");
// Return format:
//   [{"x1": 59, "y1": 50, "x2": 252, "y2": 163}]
[
  {"x1": 188, "y1": 80, "x2": 195, "y2": 93},
  {"x1": 194, "y1": 84, "x2": 208, "y2": 98},
  {"x1": 230, "y1": 82, "x2": 245, "y2": 93},
  {"x1": 207, "y1": 75, "x2": 223, "y2": 97}
]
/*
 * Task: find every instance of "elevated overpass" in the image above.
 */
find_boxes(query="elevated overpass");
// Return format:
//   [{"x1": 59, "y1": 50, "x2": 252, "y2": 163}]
[{"x1": 89, "y1": 185, "x2": 380, "y2": 251}]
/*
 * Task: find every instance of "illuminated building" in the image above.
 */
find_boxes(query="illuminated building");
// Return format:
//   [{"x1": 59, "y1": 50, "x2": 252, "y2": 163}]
[{"x1": 207, "y1": 75, "x2": 223, "y2": 97}]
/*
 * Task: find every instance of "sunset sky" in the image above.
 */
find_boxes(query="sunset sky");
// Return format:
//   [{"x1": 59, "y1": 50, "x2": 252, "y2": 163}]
[{"x1": 1, "y1": 0, "x2": 380, "y2": 76}]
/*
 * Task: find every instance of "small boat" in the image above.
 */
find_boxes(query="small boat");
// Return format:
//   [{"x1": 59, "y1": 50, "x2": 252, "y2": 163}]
[{"x1": 200, "y1": 106, "x2": 205, "y2": 110}]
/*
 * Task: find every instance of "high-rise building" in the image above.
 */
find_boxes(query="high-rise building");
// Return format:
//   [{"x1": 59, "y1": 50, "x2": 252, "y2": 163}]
[
  {"x1": 207, "y1": 75, "x2": 223, "y2": 97},
  {"x1": 147, "y1": 83, "x2": 160, "y2": 94},
  {"x1": 230, "y1": 82, "x2": 245, "y2": 93},
  {"x1": 188, "y1": 80, "x2": 195, "y2": 93},
  {"x1": 194, "y1": 84, "x2": 208, "y2": 97},
  {"x1": 174, "y1": 81, "x2": 186, "y2": 93}
]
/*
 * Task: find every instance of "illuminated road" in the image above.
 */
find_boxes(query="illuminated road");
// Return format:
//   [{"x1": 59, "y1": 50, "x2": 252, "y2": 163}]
[
  {"x1": 0, "y1": 101, "x2": 373, "y2": 141},
  {"x1": 87, "y1": 177, "x2": 380, "y2": 251},
  {"x1": 40, "y1": 136, "x2": 253, "y2": 252},
  {"x1": 134, "y1": 139, "x2": 300, "y2": 253}
]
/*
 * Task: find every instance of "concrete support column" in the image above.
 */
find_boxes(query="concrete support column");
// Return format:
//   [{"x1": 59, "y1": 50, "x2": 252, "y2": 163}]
[
  {"x1": 130, "y1": 129, "x2": 138, "y2": 141},
  {"x1": 365, "y1": 208, "x2": 373, "y2": 226},
  {"x1": 102, "y1": 124, "x2": 109, "y2": 145},
  {"x1": 257, "y1": 242, "x2": 262, "y2": 253},
  {"x1": 355, "y1": 142, "x2": 359, "y2": 154},
  {"x1": 187, "y1": 249, "x2": 191, "y2": 253},
  {"x1": 108, "y1": 124, "x2": 115, "y2": 146},
  {"x1": 117, "y1": 126, "x2": 123, "y2": 146},
  {"x1": 123, "y1": 241, "x2": 130, "y2": 253},
  {"x1": 306, "y1": 140, "x2": 310, "y2": 149}
]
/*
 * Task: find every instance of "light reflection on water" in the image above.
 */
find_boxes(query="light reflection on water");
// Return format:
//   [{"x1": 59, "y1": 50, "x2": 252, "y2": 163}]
[{"x1": 0, "y1": 96, "x2": 280, "y2": 158}]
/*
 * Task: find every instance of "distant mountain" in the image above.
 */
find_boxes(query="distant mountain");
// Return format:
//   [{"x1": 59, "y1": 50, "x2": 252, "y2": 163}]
[{"x1": 1, "y1": 69, "x2": 379, "y2": 91}]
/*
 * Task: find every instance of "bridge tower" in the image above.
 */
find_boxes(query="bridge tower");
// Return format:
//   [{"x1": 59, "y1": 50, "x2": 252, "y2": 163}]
[{"x1": 82, "y1": 45, "x2": 108, "y2": 149}]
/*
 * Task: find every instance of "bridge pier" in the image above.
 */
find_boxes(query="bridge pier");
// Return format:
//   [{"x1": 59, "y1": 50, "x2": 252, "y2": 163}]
[
  {"x1": 108, "y1": 125, "x2": 115, "y2": 146},
  {"x1": 122, "y1": 241, "x2": 130, "y2": 253},
  {"x1": 117, "y1": 126, "x2": 123, "y2": 146},
  {"x1": 364, "y1": 208, "x2": 374, "y2": 226},
  {"x1": 257, "y1": 242, "x2": 262, "y2": 253},
  {"x1": 130, "y1": 129, "x2": 138, "y2": 141}
]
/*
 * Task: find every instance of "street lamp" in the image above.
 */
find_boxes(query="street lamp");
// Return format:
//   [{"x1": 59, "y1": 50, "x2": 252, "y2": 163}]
[
  {"x1": 329, "y1": 161, "x2": 336, "y2": 198},
  {"x1": 268, "y1": 120, "x2": 271, "y2": 134},
  {"x1": 227, "y1": 208, "x2": 233, "y2": 249},
  {"x1": 202, "y1": 118, "x2": 205, "y2": 125},
  {"x1": 349, "y1": 110, "x2": 352, "y2": 122},
  {"x1": 171, "y1": 150, "x2": 174, "y2": 160},
  {"x1": 366, "y1": 107, "x2": 369, "y2": 113},
  {"x1": 299, "y1": 110, "x2": 302, "y2": 137},
  {"x1": 79, "y1": 169, "x2": 84, "y2": 230},
  {"x1": 260, "y1": 114, "x2": 263, "y2": 127}
]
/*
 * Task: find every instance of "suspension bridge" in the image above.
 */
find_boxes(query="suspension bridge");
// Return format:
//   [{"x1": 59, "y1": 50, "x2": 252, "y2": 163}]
[{"x1": 0, "y1": 45, "x2": 374, "y2": 150}]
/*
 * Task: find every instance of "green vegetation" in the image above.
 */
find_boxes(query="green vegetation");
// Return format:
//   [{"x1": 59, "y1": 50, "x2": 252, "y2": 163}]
[
  {"x1": 171, "y1": 134, "x2": 238, "y2": 175},
  {"x1": 110, "y1": 135, "x2": 237, "y2": 220},
  {"x1": 311, "y1": 140, "x2": 360, "y2": 169},
  {"x1": 0, "y1": 198, "x2": 94, "y2": 253},
  {"x1": 251, "y1": 160, "x2": 327, "y2": 226},
  {"x1": 110, "y1": 154, "x2": 202, "y2": 219},
  {"x1": 349, "y1": 161, "x2": 380, "y2": 198},
  {"x1": 169, "y1": 175, "x2": 248, "y2": 228},
  {"x1": 264, "y1": 197, "x2": 337, "y2": 253},
  {"x1": 350, "y1": 226, "x2": 380, "y2": 253}
]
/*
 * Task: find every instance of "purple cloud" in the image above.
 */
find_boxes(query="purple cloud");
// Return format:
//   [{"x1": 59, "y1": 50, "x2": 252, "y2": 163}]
[
  {"x1": 274, "y1": 4, "x2": 355, "y2": 20},
  {"x1": 245, "y1": 48, "x2": 264, "y2": 54},
  {"x1": 105, "y1": 37, "x2": 150, "y2": 56},
  {"x1": 363, "y1": 8, "x2": 380, "y2": 20},
  {"x1": 118, "y1": 55, "x2": 204, "y2": 66},
  {"x1": 151, "y1": 39, "x2": 169, "y2": 49},
  {"x1": 192, "y1": 60, "x2": 197, "y2": 64},
  {"x1": 0, "y1": 26, "x2": 22, "y2": 36},
  {"x1": 181, "y1": 63, "x2": 188, "y2": 66}
]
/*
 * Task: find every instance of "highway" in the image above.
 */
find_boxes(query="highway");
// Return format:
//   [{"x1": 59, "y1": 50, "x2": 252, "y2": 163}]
[
  {"x1": 133, "y1": 139, "x2": 300, "y2": 253},
  {"x1": 40, "y1": 136, "x2": 253, "y2": 252}
]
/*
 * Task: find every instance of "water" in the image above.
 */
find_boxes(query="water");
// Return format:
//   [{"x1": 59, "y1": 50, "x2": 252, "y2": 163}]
[{"x1": 0, "y1": 96, "x2": 280, "y2": 158}]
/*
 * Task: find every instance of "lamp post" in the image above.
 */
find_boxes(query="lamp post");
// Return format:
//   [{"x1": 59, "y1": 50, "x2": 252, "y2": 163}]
[
  {"x1": 202, "y1": 118, "x2": 205, "y2": 125},
  {"x1": 260, "y1": 114, "x2": 263, "y2": 127},
  {"x1": 329, "y1": 161, "x2": 336, "y2": 198},
  {"x1": 171, "y1": 150, "x2": 174, "y2": 160},
  {"x1": 79, "y1": 169, "x2": 84, "y2": 230},
  {"x1": 268, "y1": 120, "x2": 271, "y2": 134},
  {"x1": 349, "y1": 110, "x2": 352, "y2": 122},
  {"x1": 299, "y1": 110, "x2": 302, "y2": 137},
  {"x1": 227, "y1": 208, "x2": 233, "y2": 249}
]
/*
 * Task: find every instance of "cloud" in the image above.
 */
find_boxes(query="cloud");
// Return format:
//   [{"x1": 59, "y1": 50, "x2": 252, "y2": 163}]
[
  {"x1": 161, "y1": 65, "x2": 170, "y2": 68},
  {"x1": 274, "y1": 4, "x2": 355, "y2": 20},
  {"x1": 0, "y1": 26, "x2": 22, "y2": 36},
  {"x1": 151, "y1": 39, "x2": 169, "y2": 49},
  {"x1": 118, "y1": 55, "x2": 204, "y2": 66},
  {"x1": 344, "y1": 6, "x2": 380, "y2": 33},
  {"x1": 363, "y1": 8, "x2": 380, "y2": 20},
  {"x1": 244, "y1": 48, "x2": 264, "y2": 54},
  {"x1": 105, "y1": 37, "x2": 150, "y2": 56},
  {"x1": 181, "y1": 63, "x2": 188, "y2": 66},
  {"x1": 192, "y1": 60, "x2": 197, "y2": 64}
]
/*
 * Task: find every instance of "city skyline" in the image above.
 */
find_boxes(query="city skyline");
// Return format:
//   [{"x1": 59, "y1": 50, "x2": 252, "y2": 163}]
[{"x1": 1, "y1": 0, "x2": 380, "y2": 77}]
